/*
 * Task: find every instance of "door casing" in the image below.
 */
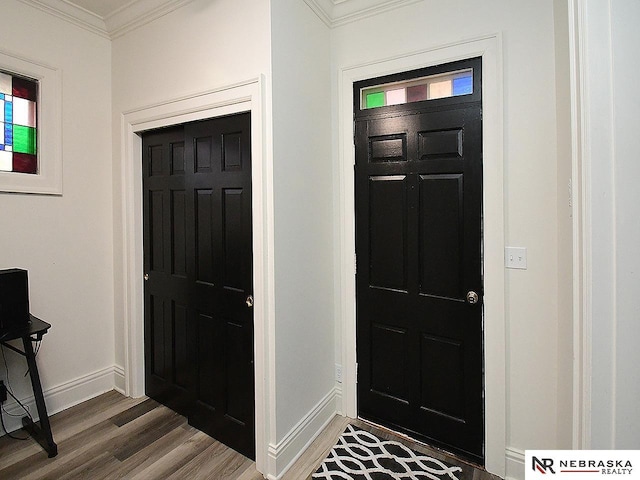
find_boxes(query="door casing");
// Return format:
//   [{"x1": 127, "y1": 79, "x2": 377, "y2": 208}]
[
  {"x1": 120, "y1": 78, "x2": 272, "y2": 474},
  {"x1": 337, "y1": 35, "x2": 506, "y2": 477}
]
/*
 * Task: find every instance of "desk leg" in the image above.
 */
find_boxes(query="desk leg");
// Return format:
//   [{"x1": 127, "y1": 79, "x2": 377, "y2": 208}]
[{"x1": 20, "y1": 337, "x2": 58, "y2": 457}]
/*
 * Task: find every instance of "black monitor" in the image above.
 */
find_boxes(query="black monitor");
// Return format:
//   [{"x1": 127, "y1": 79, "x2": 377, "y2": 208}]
[{"x1": 0, "y1": 268, "x2": 30, "y2": 331}]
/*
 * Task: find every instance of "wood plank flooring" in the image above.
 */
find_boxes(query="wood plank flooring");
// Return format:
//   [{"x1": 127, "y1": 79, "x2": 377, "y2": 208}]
[
  {"x1": 0, "y1": 391, "x2": 261, "y2": 480},
  {"x1": 0, "y1": 391, "x2": 501, "y2": 480}
]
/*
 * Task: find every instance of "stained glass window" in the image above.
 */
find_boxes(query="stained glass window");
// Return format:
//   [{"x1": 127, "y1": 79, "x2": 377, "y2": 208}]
[
  {"x1": 361, "y1": 69, "x2": 473, "y2": 109},
  {"x1": 0, "y1": 71, "x2": 38, "y2": 174}
]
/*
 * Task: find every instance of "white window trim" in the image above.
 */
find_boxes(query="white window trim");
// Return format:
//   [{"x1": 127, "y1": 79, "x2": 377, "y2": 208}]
[{"x1": 0, "y1": 49, "x2": 62, "y2": 195}]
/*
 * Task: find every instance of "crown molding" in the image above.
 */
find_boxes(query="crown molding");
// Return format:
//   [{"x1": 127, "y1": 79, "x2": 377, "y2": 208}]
[
  {"x1": 304, "y1": 0, "x2": 422, "y2": 28},
  {"x1": 303, "y1": 0, "x2": 333, "y2": 27},
  {"x1": 21, "y1": 0, "x2": 420, "y2": 37},
  {"x1": 106, "y1": 0, "x2": 193, "y2": 39},
  {"x1": 17, "y1": 0, "x2": 110, "y2": 38},
  {"x1": 17, "y1": 0, "x2": 193, "y2": 40}
]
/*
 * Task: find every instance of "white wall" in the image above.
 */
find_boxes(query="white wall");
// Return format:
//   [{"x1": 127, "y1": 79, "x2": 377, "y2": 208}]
[
  {"x1": 111, "y1": 0, "x2": 272, "y2": 380},
  {"x1": 9, "y1": 0, "x2": 638, "y2": 477},
  {"x1": 111, "y1": 0, "x2": 279, "y2": 475},
  {"x1": 270, "y1": 0, "x2": 334, "y2": 443},
  {"x1": 582, "y1": 0, "x2": 640, "y2": 448},
  {"x1": 330, "y1": 0, "x2": 568, "y2": 476},
  {"x1": 581, "y1": 0, "x2": 616, "y2": 448},
  {"x1": 553, "y1": 0, "x2": 574, "y2": 450},
  {"x1": 610, "y1": 0, "x2": 640, "y2": 448},
  {"x1": 113, "y1": 2, "x2": 336, "y2": 476},
  {"x1": 0, "y1": 1, "x2": 114, "y2": 424}
]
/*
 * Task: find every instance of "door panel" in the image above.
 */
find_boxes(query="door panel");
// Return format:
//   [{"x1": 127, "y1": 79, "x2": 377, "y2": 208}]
[
  {"x1": 195, "y1": 188, "x2": 215, "y2": 285},
  {"x1": 370, "y1": 322, "x2": 410, "y2": 402},
  {"x1": 187, "y1": 113, "x2": 254, "y2": 459},
  {"x1": 417, "y1": 129, "x2": 463, "y2": 158},
  {"x1": 420, "y1": 333, "x2": 465, "y2": 420},
  {"x1": 173, "y1": 302, "x2": 189, "y2": 389},
  {"x1": 355, "y1": 59, "x2": 483, "y2": 463},
  {"x1": 143, "y1": 112, "x2": 254, "y2": 460},
  {"x1": 222, "y1": 188, "x2": 246, "y2": 291},
  {"x1": 418, "y1": 173, "x2": 464, "y2": 297},
  {"x1": 171, "y1": 190, "x2": 188, "y2": 277},
  {"x1": 369, "y1": 175, "x2": 407, "y2": 291},
  {"x1": 144, "y1": 125, "x2": 192, "y2": 416}
]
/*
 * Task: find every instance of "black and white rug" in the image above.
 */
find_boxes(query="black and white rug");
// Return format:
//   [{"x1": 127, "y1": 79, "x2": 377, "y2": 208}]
[{"x1": 312, "y1": 425, "x2": 462, "y2": 480}]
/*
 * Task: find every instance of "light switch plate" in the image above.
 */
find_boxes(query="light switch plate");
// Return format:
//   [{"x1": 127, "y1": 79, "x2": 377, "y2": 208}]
[{"x1": 505, "y1": 247, "x2": 527, "y2": 269}]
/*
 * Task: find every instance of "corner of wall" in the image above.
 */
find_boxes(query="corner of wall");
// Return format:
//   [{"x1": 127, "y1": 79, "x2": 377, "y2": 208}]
[
  {"x1": 266, "y1": 387, "x2": 339, "y2": 480},
  {"x1": 553, "y1": 0, "x2": 576, "y2": 451},
  {"x1": 506, "y1": 447, "x2": 525, "y2": 480},
  {"x1": 113, "y1": 364, "x2": 126, "y2": 395},
  {"x1": 0, "y1": 366, "x2": 119, "y2": 436}
]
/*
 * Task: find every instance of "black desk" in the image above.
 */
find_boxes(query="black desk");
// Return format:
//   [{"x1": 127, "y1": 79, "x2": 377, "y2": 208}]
[{"x1": 0, "y1": 315, "x2": 57, "y2": 457}]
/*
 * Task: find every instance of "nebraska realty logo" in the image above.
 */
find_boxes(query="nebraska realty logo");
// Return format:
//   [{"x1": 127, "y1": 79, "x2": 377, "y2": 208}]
[{"x1": 525, "y1": 451, "x2": 640, "y2": 479}]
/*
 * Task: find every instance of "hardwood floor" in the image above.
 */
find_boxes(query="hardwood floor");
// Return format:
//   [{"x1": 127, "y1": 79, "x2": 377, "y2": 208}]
[
  {"x1": 0, "y1": 391, "x2": 261, "y2": 480},
  {"x1": 0, "y1": 391, "x2": 501, "y2": 480}
]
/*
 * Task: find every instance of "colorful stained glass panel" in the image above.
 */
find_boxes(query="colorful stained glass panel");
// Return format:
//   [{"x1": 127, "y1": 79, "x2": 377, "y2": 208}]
[
  {"x1": 0, "y1": 150, "x2": 11, "y2": 171},
  {"x1": 12, "y1": 77, "x2": 37, "y2": 101},
  {"x1": 362, "y1": 68, "x2": 473, "y2": 109},
  {"x1": 4, "y1": 99, "x2": 12, "y2": 123},
  {"x1": 453, "y1": 74, "x2": 473, "y2": 96},
  {"x1": 5, "y1": 123, "x2": 12, "y2": 147},
  {"x1": 366, "y1": 92, "x2": 385, "y2": 109},
  {"x1": 0, "y1": 73, "x2": 11, "y2": 95},
  {"x1": 13, "y1": 98, "x2": 36, "y2": 127},
  {"x1": 386, "y1": 88, "x2": 406, "y2": 106},
  {"x1": 0, "y1": 70, "x2": 37, "y2": 174},
  {"x1": 13, "y1": 125, "x2": 36, "y2": 154},
  {"x1": 407, "y1": 84, "x2": 428, "y2": 103},
  {"x1": 428, "y1": 80, "x2": 452, "y2": 99},
  {"x1": 13, "y1": 153, "x2": 37, "y2": 173}
]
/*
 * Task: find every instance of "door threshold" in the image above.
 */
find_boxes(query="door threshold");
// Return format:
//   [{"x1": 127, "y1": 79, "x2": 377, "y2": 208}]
[{"x1": 356, "y1": 416, "x2": 487, "y2": 472}]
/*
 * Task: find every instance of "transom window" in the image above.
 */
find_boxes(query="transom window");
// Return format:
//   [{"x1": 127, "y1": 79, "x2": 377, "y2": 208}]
[
  {"x1": 361, "y1": 68, "x2": 473, "y2": 110},
  {"x1": 0, "y1": 70, "x2": 38, "y2": 174}
]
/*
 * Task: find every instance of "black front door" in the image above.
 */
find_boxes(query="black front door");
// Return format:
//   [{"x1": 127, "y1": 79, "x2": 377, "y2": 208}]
[
  {"x1": 355, "y1": 58, "x2": 484, "y2": 463},
  {"x1": 143, "y1": 112, "x2": 255, "y2": 459}
]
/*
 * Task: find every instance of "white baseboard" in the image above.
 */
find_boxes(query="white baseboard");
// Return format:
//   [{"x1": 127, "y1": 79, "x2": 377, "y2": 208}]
[
  {"x1": 265, "y1": 386, "x2": 339, "y2": 480},
  {"x1": 506, "y1": 446, "x2": 525, "y2": 480},
  {"x1": 113, "y1": 364, "x2": 126, "y2": 395},
  {"x1": 0, "y1": 365, "x2": 120, "y2": 435},
  {"x1": 334, "y1": 383, "x2": 343, "y2": 416}
]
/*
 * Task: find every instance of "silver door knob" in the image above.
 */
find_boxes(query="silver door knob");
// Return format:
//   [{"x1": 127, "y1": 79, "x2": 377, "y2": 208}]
[
  {"x1": 246, "y1": 295, "x2": 254, "y2": 308},
  {"x1": 466, "y1": 291, "x2": 479, "y2": 304},
  {"x1": 144, "y1": 273, "x2": 149, "y2": 281}
]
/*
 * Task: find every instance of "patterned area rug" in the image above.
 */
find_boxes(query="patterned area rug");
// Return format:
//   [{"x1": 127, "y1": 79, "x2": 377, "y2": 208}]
[{"x1": 312, "y1": 425, "x2": 462, "y2": 480}]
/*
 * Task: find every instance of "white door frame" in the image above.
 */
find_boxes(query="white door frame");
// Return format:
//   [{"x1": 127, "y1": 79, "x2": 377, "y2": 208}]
[
  {"x1": 337, "y1": 35, "x2": 506, "y2": 477},
  {"x1": 118, "y1": 76, "x2": 274, "y2": 474}
]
